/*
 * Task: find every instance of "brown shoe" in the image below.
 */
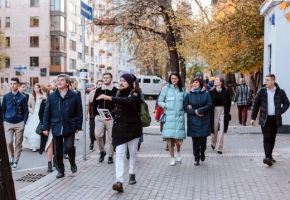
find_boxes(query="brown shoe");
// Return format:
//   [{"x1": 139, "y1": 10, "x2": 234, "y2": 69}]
[
  {"x1": 112, "y1": 182, "x2": 124, "y2": 192},
  {"x1": 263, "y1": 158, "x2": 273, "y2": 166}
]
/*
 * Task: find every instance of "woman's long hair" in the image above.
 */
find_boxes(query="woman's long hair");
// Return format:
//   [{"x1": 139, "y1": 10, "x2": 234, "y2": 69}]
[
  {"x1": 32, "y1": 83, "x2": 43, "y2": 101},
  {"x1": 168, "y1": 72, "x2": 183, "y2": 92},
  {"x1": 44, "y1": 88, "x2": 52, "y2": 103},
  {"x1": 211, "y1": 76, "x2": 226, "y2": 90}
]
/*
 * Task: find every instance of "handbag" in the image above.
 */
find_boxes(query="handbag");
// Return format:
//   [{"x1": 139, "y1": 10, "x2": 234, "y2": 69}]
[
  {"x1": 35, "y1": 123, "x2": 43, "y2": 135},
  {"x1": 159, "y1": 113, "x2": 166, "y2": 124}
]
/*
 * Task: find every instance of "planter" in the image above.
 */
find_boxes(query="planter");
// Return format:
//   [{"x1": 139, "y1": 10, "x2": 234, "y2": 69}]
[{"x1": 99, "y1": 49, "x2": 105, "y2": 54}]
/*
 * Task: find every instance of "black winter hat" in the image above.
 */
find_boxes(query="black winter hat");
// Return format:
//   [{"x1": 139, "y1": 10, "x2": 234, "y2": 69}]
[{"x1": 120, "y1": 73, "x2": 136, "y2": 88}]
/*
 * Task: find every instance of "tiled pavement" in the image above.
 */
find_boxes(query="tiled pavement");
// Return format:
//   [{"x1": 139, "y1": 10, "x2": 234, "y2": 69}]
[{"x1": 16, "y1": 129, "x2": 290, "y2": 200}]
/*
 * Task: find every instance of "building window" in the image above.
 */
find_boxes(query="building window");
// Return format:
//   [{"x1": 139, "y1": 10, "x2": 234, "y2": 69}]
[
  {"x1": 69, "y1": 58, "x2": 76, "y2": 69},
  {"x1": 91, "y1": 48, "x2": 94, "y2": 57},
  {"x1": 6, "y1": 0, "x2": 10, "y2": 8},
  {"x1": 51, "y1": 35, "x2": 65, "y2": 51},
  {"x1": 30, "y1": 16, "x2": 39, "y2": 27},
  {"x1": 85, "y1": 46, "x2": 89, "y2": 55},
  {"x1": 5, "y1": 57, "x2": 10, "y2": 68},
  {"x1": 5, "y1": 17, "x2": 10, "y2": 28},
  {"x1": 51, "y1": 56, "x2": 66, "y2": 67},
  {"x1": 79, "y1": 35, "x2": 82, "y2": 42},
  {"x1": 51, "y1": 16, "x2": 66, "y2": 32},
  {"x1": 50, "y1": 0, "x2": 65, "y2": 12},
  {"x1": 5, "y1": 37, "x2": 10, "y2": 48},
  {"x1": 30, "y1": 57, "x2": 39, "y2": 67},
  {"x1": 30, "y1": 36, "x2": 39, "y2": 47},
  {"x1": 78, "y1": 52, "x2": 82, "y2": 60},
  {"x1": 69, "y1": 40, "x2": 76, "y2": 51},
  {"x1": 69, "y1": 21, "x2": 76, "y2": 33},
  {"x1": 69, "y1": 2, "x2": 76, "y2": 15},
  {"x1": 30, "y1": 0, "x2": 39, "y2": 7}
]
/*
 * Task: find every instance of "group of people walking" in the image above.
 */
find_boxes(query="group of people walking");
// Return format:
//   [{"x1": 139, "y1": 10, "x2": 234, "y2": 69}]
[
  {"x1": 158, "y1": 73, "x2": 231, "y2": 166},
  {"x1": 158, "y1": 73, "x2": 289, "y2": 169},
  {"x1": 2, "y1": 71, "x2": 289, "y2": 193}
]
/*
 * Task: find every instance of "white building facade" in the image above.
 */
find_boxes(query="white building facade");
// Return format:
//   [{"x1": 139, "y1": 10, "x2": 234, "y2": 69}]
[{"x1": 260, "y1": 0, "x2": 290, "y2": 131}]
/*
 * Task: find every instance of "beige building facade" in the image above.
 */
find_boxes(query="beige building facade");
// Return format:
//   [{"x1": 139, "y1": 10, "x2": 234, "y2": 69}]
[{"x1": 0, "y1": 0, "x2": 135, "y2": 94}]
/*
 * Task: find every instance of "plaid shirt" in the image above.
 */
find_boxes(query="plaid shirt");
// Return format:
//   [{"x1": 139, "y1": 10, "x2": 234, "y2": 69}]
[{"x1": 233, "y1": 84, "x2": 251, "y2": 106}]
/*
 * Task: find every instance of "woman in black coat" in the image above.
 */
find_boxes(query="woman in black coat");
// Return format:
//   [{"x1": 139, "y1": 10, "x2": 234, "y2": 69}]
[
  {"x1": 184, "y1": 78, "x2": 212, "y2": 166},
  {"x1": 39, "y1": 89, "x2": 54, "y2": 173},
  {"x1": 209, "y1": 76, "x2": 231, "y2": 154}
]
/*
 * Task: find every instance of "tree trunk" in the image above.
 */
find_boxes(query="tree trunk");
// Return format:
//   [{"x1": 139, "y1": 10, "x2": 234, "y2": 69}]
[
  {"x1": 179, "y1": 58, "x2": 186, "y2": 87},
  {"x1": 250, "y1": 72, "x2": 262, "y2": 95},
  {"x1": 0, "y1": 104, "x2": 16, "y2": 199}
]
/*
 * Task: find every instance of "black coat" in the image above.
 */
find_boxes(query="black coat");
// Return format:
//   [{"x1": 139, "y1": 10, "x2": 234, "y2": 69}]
[
  {"x1": 93, "y1": 86, "x2": 118, "y2": 116},
  {"x1": 251, "y1": 83, "x2": 289, "y2": 128},
  {"x1": 43, "y1": 89, "x2": 83, "y2": 137},
  {"x1": 209, "y1": 88, "x2": 231, "y2": 133},
  {"x1": 38, "y1": 99, "x2": 47, "y2": 154},
  {"x1": 111, "y1": 88, "x2": 142, "y2": 148}
]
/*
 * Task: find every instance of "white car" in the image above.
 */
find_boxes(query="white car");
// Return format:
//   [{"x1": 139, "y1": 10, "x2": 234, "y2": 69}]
[{"x1": 137, "y1": 75, "x2": 165, "y2": 99}]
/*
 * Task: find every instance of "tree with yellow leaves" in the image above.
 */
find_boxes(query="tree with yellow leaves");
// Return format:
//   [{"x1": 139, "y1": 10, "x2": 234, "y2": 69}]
[
  {"x1": 0, "y1": 30, "x2": 8, "y2": 68},
  {"x1": 187, "y1": 0, "x2": 264, "y2": 93}
]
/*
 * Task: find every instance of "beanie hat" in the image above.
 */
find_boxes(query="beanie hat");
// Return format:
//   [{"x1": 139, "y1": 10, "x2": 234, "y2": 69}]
[
  {"x1": 195, "y1": 72, "x2": 202, "y2": 78},
  {"x1": 120, "y1": 73, "x2": 136, "y2": 88}
]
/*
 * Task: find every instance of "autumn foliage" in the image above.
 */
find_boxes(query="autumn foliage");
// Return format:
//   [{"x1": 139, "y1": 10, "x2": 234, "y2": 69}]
[{"x1": 186, "y1": 0, "x2": 264, "y2": 76}]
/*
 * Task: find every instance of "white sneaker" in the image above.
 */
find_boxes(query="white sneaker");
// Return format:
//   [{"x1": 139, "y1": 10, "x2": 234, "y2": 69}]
[
  {"x1": 32, "y1": 148, "x2": 37, "y2": 152},
  {"x1": 12, "y1": 163, "x2": 18, "y2": 171},
  {"x1": 176, "y1": 152, "x2": 182, "y2": 162},
  {"x1": 170, "y1": 158, "x2": 176, "y2": 166},
  {"x1": 75, "y1": 133, "x2": 79, "y2": 140}
]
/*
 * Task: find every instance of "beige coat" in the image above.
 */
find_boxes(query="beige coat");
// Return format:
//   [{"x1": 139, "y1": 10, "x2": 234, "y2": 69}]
[{"x1": 28, "y1": 94, "x2": 46, "y2": 114}]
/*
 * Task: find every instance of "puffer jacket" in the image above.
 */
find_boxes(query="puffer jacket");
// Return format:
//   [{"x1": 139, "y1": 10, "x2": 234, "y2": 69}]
[
  {"x1": 184, "y1": 87, "x2": 212, "y2": 137},
  {"x1": 251, "y1": 83, "x2": 289, "y2": 128},
  {"x1": 43, "y1": 89, "x2": 83, "y2": 137},
  {"x1": 158, "y1": 84, "x2": 186, "y2": 139}
]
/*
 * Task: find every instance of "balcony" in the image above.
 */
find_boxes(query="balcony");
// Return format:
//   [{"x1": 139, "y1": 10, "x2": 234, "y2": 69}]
[{"x1": 50, "y1": 65, "x2": 61, "y2": 72}]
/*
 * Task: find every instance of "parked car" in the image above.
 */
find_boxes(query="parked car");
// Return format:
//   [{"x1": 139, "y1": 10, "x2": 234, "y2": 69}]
[
  {"x1": 137, "y1": 75, "x2": 165, "y2": 99},
  {"x1": 85, "y1": 83, "x2": 95, "y2": 94},
  {"x1": 113, "y1": 81, "x2": 119, "y2": 88}
]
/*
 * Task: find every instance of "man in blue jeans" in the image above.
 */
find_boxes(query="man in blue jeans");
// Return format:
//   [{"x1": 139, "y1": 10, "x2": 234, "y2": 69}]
[{"x1": 43, "y1": 74, "x2": 83, "y2": 178}]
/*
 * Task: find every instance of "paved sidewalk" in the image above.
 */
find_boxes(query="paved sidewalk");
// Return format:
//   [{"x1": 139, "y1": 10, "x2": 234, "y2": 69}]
[
  {"x1": 144, "y1": 125, "x2": 262, "y2": 135},
  {"x1": 16, "y1": 130, "x2": 290, "y2": 200}
]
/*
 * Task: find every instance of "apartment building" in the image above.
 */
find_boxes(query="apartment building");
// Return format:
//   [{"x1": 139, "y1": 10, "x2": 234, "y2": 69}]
[{"x1": 0, "y1": 0, "x2": 135, "y2": 94}]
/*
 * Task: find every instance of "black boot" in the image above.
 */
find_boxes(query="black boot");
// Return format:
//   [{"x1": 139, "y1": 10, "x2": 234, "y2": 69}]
[
  {"x1": 71, "y1": 147, "x2": 77, "y2": 173},
  {"x1": 129, "y1": 174, "x2": 136, "y2": 185},
  {"x1": 47, "y1": 162, "x2": 53, "y2": 173}
]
